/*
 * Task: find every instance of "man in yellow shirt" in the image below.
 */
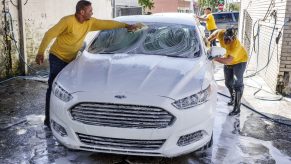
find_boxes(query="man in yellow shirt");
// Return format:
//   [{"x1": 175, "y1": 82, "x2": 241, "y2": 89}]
[
  {"x1": 35, "y1": 0, "x2": 138, "y2": 128},
  {"x1": 208, "y1": 27, "x2": 248, "y2": 116},
  {"x1": 196, "y1": 7, "x2": 217, "y2": 46}
]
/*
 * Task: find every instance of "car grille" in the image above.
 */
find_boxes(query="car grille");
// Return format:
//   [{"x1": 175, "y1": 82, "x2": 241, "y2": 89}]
[
  {"x1": 77, "y1": 133, "x2": 165, "y2": 150},
  {"x1": 70, "y1": 102, "x2": 175, "y2": 129},
  {"x1": 79, "y1": 146, "x2": 163, "y2": 156}
]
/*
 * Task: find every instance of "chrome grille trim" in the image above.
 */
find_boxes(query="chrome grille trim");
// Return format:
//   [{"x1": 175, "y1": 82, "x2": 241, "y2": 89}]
[
  {"x1": 70, "y1": 102, "x2": 175, "y2": 129},
  {"x1": 79, "y1": 146, "x2": 163, "y2": 156},
  {"x1": 77, "y1": 133, "x2": 165, "y2": 150}
]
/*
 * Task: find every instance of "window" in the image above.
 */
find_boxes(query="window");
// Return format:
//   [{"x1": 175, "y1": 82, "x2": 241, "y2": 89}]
[
  {"x1": 88, "y1": 23, "x2": 202, "y2": 58},
  {"x1": 233, "y1": 13, "x2": 239, "y2": 22},
  {"x1": 213, "y1": 13, "x2": 233, "y2": 23}
]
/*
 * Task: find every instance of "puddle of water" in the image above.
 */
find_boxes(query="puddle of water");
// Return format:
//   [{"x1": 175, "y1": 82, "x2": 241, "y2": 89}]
[
  {"x1": 17, "y1": 129, "x2": 27, "y2": 135},
  {"x1": 239, "y1": 137, "x2": 291, "y2": 163}
]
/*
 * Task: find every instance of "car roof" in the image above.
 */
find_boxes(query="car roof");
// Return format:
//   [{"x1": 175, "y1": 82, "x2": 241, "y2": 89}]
[
  {"x1": 114, "y1": 13, "x2": 198, "y2": 26},
  {"x1": 213, "y1": 11, "x2": 239, "y2": 14}
]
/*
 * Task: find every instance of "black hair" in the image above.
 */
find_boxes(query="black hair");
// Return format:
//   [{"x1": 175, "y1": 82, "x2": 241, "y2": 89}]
[
  {"x1": 76, "y1": 0, "x2": 92, "y2": 13},
  {"x1": 224, "y1": 27, "x2": 237, "y2": 40},
  {"x1": 205, "y1": 7, "x2": 211, "y2": 11}
]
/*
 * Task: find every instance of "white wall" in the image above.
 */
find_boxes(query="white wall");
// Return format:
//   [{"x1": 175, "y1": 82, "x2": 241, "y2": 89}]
[
  {"x1": 116, "y1": 0, "x2": 139, "y2": 6},
  {"x1": 239, "y1": 0, "x2": 291, "y2": 95},
  {"x1": 0, "y1": 0, "x2": 112, "y2": 77},
  {"x1": 22, "y1": 0, "x2": 112, "y2": 62}
]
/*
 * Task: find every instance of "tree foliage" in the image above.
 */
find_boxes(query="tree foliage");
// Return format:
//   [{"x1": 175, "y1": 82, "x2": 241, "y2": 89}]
[
  {"x1": 198, "y1": 0, "x2": 217, "y2": 10},
  {"x1": 228, "y1": 3, "x2": 240, "y2": 11},
  {"x1": 197, "y1": 0, "x2": 240, "y2": 13},
  {"x1": 138, "y1": 0, "x2": 154, "y2": 10}
]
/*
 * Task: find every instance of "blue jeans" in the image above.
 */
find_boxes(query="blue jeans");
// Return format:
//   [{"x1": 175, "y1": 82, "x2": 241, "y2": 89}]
[
  {"x1": 224, "y1": 62, "x2": 247, "y2": 92},
  {"x1": 45, "y1": 54, "x2": 68, "y2": 123}
]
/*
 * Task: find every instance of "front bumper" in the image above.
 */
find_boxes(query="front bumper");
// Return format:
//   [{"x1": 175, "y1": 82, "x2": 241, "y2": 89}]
[{"x1": 50, "y1": 90, "x2": 216, "y2": 157}]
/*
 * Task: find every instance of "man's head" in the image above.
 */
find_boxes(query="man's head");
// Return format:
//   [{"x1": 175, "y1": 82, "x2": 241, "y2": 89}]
[
  {"x1": 204, "y1": 7, "x2": 212, "y2": 14},
  {"x1": 224, "y1": 27, "x2": 237, "y2": 44},
  {"x1": 76, "y1": 0, "x2": 93, "y2": 21}
]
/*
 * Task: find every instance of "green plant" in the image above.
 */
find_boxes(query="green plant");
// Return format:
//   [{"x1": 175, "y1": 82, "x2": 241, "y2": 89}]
[
  {"x1": 228, "y1": 3, "x2": 240, "y2": 11},
  {"x1": 138, "y1": 0, "x2": 154, "y2": 10}
]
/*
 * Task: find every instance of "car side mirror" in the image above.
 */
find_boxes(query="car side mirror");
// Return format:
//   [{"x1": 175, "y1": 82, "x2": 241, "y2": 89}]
[
  {"x1": 208, "y1": 46, "x2": 226, "y2": 60},
  {"x1": 76, "y1": 42, "x2": 87, "y2": 59},
  {"x1": 80, "y1": 41, "x2": 87, "y2": 52}
]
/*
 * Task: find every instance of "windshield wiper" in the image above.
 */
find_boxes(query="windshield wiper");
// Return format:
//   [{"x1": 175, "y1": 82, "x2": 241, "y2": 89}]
[
  {"x1": 99, "y1": 52, "x2": 115, "y2": 54},
  {"x1": 163, "y1": 55, "x2": 188, "y2": 58}
]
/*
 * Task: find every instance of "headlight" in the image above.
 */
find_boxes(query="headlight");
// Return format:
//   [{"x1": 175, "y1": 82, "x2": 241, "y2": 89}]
[
  {"x1": 172, "y1": 85, "x2": 211, "y2": 109},
  {"x1": 53, "y1": 82, "x2": 73, "y2": 102}
]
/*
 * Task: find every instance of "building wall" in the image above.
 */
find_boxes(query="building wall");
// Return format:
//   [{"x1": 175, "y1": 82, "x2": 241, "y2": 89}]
[
  {"x1": 280, "y1": 0, "x2": 291, "y2": 94},
  {"x1": 0, "y1": 0, "x2": 17, "y2": 78},
  {"x1": 178, "y1": 0, "x2": 190, "y2": 8},
  {"x1": 149, "y1": 0, "x2": 192, "y2": 13},
  {"x1": 115, "y1": 0, "x2": 142, "y2": 17},
  {"x1": 0, "y1": 0, "x2": 112, "y2": 78},
  {"x1": 116, "y1": 0, "x2": 139, "y2": 6},
  {"x1": 239, "y1": 0, "x2": 291, "y2": 95},
  {"x1": 150, "y1": 0, "x2": 179, "y2": 13}
]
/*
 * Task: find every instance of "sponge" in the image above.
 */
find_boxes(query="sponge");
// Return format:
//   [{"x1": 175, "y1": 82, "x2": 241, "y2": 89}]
[{"x1": 132, "y1": 23, "x2": 148, "y2": 32}]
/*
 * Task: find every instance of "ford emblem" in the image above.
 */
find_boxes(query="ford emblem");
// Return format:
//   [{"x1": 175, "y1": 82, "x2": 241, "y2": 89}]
[{"x1": 115, "y1": 95, "x2": 126, "y2": 99}]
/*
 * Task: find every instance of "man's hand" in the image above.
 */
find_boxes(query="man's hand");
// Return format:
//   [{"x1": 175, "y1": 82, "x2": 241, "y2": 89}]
[
  {"x1": 213, "y1": 57, "x2": 219, "y2": 62},
  {"x1": 213, "y1": 56, "x2": 233, "y2": 65},
  {"x1": 125, "y1": 23, "x2": 146, "y2": 32},
  {"x1": 125, "y1": 24, "x2": 138, "y2": 32},
  {"x1": 35, "y1": 54, "x2": 44, "y2": 65}
]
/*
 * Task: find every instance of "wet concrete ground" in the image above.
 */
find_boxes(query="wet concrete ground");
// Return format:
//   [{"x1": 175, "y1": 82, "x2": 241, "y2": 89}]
[{"x1": 0, "y1": 73, "x2": 291, "y2": 163}]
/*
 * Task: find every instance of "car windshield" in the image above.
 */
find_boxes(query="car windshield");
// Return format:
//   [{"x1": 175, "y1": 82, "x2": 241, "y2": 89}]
[{"x1": 88, "y1": 23, "x2": 202, "y2": 58}]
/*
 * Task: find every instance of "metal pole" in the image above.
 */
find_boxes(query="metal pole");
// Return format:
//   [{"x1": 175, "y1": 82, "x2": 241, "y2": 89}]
[
  {"x1": 17, "y1": 0, "x2": 27, "y2": 75},
  {"x1": 112, "y1": 0, "x2": 116, "y2": 18},
  {"x1": 190, "y1": 0, "x2": 194, "y2": 13}
]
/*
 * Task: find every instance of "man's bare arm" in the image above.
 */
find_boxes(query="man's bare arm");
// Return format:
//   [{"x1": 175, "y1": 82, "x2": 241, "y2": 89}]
[
  {"x1": 195, "y1": 15, "x2": 208, "y2": 21},
  {"x1": 207, "y1": 30, "x2": 219, "y2": 42},
  {"x1": 214, "y1": 56, "x2": 233, "y2": 65}
]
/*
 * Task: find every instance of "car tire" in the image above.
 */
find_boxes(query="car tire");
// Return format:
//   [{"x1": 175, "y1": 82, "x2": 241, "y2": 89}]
[
  {"x1": 186, "y1": 133, "x2": 213, "y2": 157},
  {"x1": 197, "y1": 133, "x2": 213, "y2": 152},
  {"x1": 65, "y1": 146, "x2": 80, "y2": 152}
]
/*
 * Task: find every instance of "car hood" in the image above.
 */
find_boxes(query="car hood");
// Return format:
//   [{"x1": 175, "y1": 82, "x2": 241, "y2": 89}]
[{"x1": 57, "y1": 52, "x2": 210, "y2": 99}]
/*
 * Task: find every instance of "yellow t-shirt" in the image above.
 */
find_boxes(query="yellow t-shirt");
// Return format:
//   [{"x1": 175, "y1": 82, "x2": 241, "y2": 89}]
[
  {"x1": 217, "y1": 30, "x2": 248, "y2": 65},
  {"x1": 38, "y1": 15, "x2": 128, "y2": 62},
  {"x1": 206, "y1": 14, "x2": 217, "y2": 31}
]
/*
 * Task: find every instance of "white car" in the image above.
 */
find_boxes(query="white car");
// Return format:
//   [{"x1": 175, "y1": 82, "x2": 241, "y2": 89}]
[{"x1": 50, "y1": 14, "x2": 221, "y2": 157}]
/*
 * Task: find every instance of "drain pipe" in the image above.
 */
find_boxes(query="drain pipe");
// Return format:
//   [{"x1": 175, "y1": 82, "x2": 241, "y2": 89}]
[
  {"x1": 17, "y1": 0, "x2": 27, "y2": 75},
  {"x1": 112, "y1": 0, "x2": 116, "y2": 18}
]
